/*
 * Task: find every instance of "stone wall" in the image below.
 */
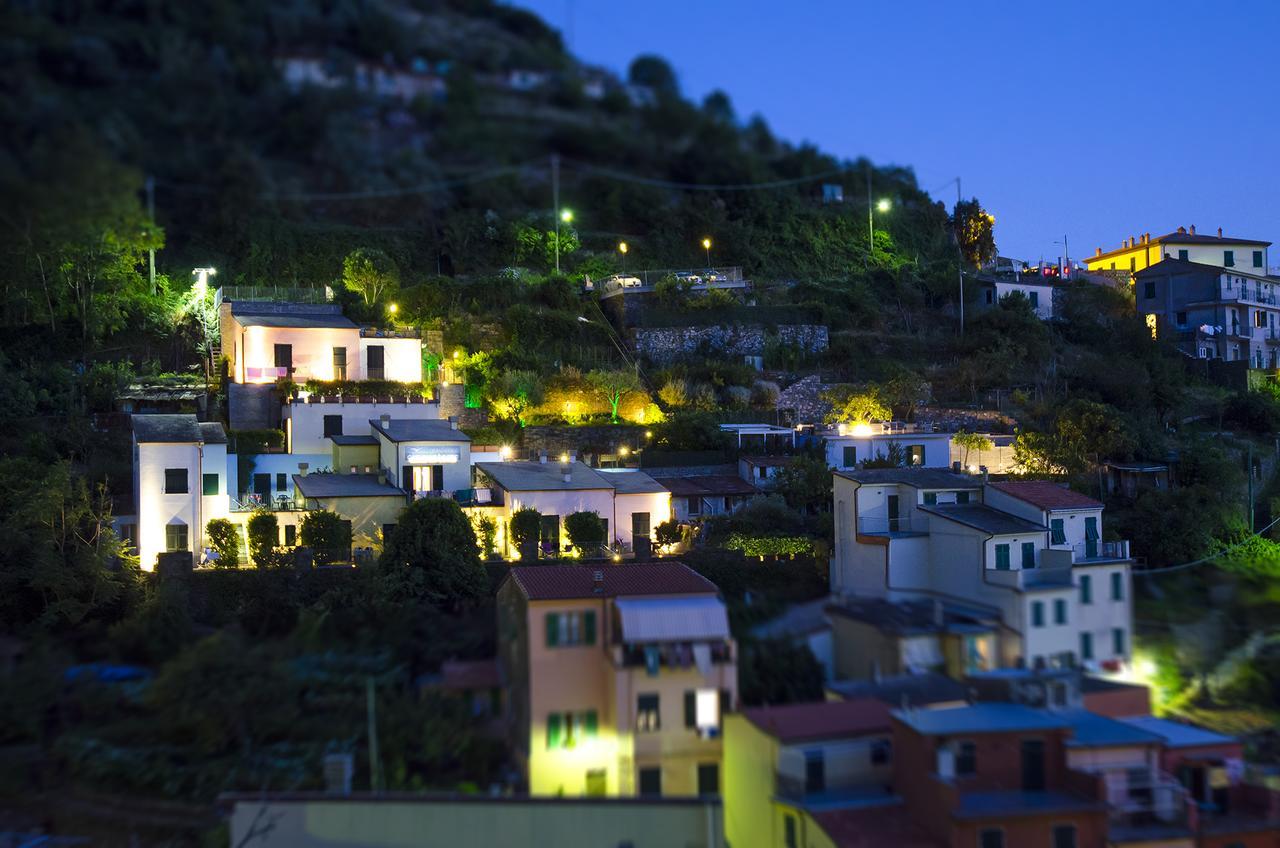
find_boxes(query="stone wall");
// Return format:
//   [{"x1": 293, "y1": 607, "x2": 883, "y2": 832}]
[
  {"x1": 775, "y1": 375, "x2": 831, "y2": 423},
  {"x1": 228, "y1": 383, "x2": 280, "y2": 430},
  {"x1": 521, "y1": 424, "x2": 646, "y2": 463},
  {"x1": 633, "y1": 324, "x2": 828, "y2": 364}
]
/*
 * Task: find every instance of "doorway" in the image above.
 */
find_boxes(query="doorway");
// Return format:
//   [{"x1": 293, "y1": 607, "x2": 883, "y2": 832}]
[
  {"x1": 887, "y1": 495, "x2": 901, "y2": 532},
  {"x1": 1021, "y1": 739, "x2": 1046, "y2": 791}
]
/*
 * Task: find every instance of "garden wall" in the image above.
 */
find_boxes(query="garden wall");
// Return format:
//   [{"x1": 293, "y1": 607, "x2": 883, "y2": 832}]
[{"x1": 633, "y1": 324, "x2": 828, "y2": 365}]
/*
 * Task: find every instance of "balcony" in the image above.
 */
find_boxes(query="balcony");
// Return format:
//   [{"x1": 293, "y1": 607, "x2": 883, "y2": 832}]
[
  {"x1": 231, "y1": 494, "x2": 302, "y2": 513},
  {"x1": 857, "y1": 516, "x2": 929, "y2": 537},
  {"x1": 774, "y1": 771, "x2": 894, "y2": 806},
  {"x1": 615, "y1": 641, "x2": 733, "y2": 672},
  {"x1": 1217, "y1": 284, "x2": 1277, "y2": 306},
  {"x1": 1072, "y1": 539, "x2": 1130, "y2": 562},
  {"x1": 411, "y1": 488, "x2": 504, "y2": 507},
  {"x1": 359, "y1": 325, "x2": 420, "y2": 339}
]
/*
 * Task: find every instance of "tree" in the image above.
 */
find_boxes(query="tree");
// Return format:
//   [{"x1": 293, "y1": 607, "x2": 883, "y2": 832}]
[
  {"x1": 509, "y1": 507, "x2": 542, "y2": 558},
  {"x1": 823, "y1": 384, "x2": 891, "y2": 425},
  {"x1": 379, "y1": 498, "x2": 486, "y2": 605},
  {"x1": 773, "y1": 455, "x2": 832, "y2": 513},
  {"x1": 299, "y1": 510, "x2": 352, "y2": 565},
  {"x1": 953, "y1": 198, "x2": 996, "y2": 268},
  {"x1": 205, "y1": 518, "x2": 240, "y2": 568},
  {"x1": 627, "y1": 55, "x2": 679, "y2": 97},
  {"x1": 472, "y1": 514, "x2": 498, "y2": 558},
  {"x1": 587, "y1": 368, "x2": 643, "y2": 423},
  {"x1": 341, "y1": 247, "x2": 400, "y2": 306},
  {"x1": 953, "y1": 431, "x2": 994, "y2": 468},
  {"x1": 485, "y1": 370, "x2": 544, "y2": 427},
  {"x1": 655, "y1": 518, "x2": 683, "y2": 551},
  {"x1": 246, "y1": 511, "x2": 279, "y2": 567},
  {"x1": 564, "y1": 511, "x2": 606, "y2": 555}
]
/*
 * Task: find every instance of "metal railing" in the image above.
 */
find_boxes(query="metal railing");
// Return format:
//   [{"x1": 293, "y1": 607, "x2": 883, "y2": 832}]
[
  {"x1": 230, "y1": 495, "x2": 302, "y2": 513},
  {"x1": 215, "y1": 285, "x2": 331, "y2": 307},
  {"x1": 857, "y1": 516, "x2": 928, "y2": 535},
  {"x1": 359, "y1": 325, "x2": 421, "y2": 338},
  {"x1": 1073, "y1": 539, "x2": 1130, "y2": 561}
]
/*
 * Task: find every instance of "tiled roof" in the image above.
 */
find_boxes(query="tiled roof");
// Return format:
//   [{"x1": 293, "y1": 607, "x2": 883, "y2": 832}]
[
  {"x1": 477, "y1": 461, "x2": 611, "y2": 492},
  {"x1": 742, "y1": 697, "x2": 892, "y2": 744},
  {"x1": 198, "y1": 422, "x2": 228, "y2": 444},
  {"x1": 922, "y1": 504, "x2": 1047, "y2": 535},
  {"x1": 825, "y1": 598, "x2": 1000, "y2": 635},
  {"x1": 132, "y1": 414, "x2": 203, "y2": 443},
  {"x1": 597, "y1": 470, "x2": 667, "y2": 495},
  {"x1": 827, "y1": 672, "x2": 971, "y2": 709},
  {"x1": 835, "y1": 468, "x2": 979, "y2": 489},
  {"x1": 656, "y1": 475, "x2": 758, "y2": 497},
  {"x1": 329, "y1": 434, "x2": 379, "y2": 446},
  {"x1": 507, "y1": 562, "x2": 718, "y2": 601},
  {"x1": 988, "y1": 480, "x2": 1102, "y2": 510}
]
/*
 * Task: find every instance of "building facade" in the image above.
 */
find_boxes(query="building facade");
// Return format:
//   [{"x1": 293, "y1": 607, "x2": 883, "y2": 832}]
[{"x1": 1085, "y1": 227, "x2": 1270, "y2": 278}]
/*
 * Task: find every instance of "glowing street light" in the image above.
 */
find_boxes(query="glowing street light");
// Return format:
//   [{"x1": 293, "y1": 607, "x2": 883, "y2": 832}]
[
  {"x1": 554, "y1": 208, "x2": 575, "y2": 273},
  {"x1": 192, "y1": 267, "x2": 217, "y2": 293},
  {"x1": 387, "y1": 303, "x2": 398, "y2": 315},
  {"x1": 618, "y1": 241, "x2": 628, "y2": 274},
  {"x1": 877, "y1": 198, "x2": 892, "y2": 213},
  {"x1": 561, "y1": 209, "x2": 574, "y2": 223},
  {"x1": 701, "y1": 237, "x2": 712, "y2": 268}
]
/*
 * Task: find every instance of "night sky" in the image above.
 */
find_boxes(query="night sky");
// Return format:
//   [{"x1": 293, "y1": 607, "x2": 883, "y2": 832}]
[{"x1": 514, "y1": 0, "x2": 1280, "y2": 267}]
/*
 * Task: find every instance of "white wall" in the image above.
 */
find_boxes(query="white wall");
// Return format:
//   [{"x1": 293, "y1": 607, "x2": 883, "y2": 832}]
[
  {"x1": 613, "y1": 491, "x2": 672, "y2": 549},
  {"x1": 284, "y1": 399, "x2": 439, "y2": 454},
  {"x1": 136, "y1": 441, "x2": 202, "y2": 572},
  {"x1": 238, "y1": 453, "x2": 331, "y2": 500},
  {"x1": 824, "y1": 434, "x2": 952, "y2": 469},
  {"x1": 505, "y1": 488, "x2": 615, "y2": 554},
  {"x1": 1074, "y1": 563, "x2": 1133, "y2": 667},
  {"x1": 992, "y1": 281, "x2": 1054, "y2": 319},
  {"x1": 235, "y1": 324, "x2": 360, "y2": 384},
  {"x1": 358, "y1": 336, "x2": 422, "y2": 383},
  {"x1": 380, "y1": 437, "x2": 472, "y2": 494},
  {"x1": 202, "y1": 443, "x2": 229, "y2": 527},
  {"x1": 1022, "y1": 588, "x2": 1080, "y2": 668}
]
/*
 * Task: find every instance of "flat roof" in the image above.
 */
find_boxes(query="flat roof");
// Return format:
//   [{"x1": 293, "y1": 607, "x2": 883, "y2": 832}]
[
  {"x1": 718, "y1": 423, "x2": 795, "y2": 433},
  {"x1": 1061, "y1": 709, "x2": 1164, "y2": 748},
  {"x1": 131, "y1": 414, "x2": 204, "y2": 443},
  {"x1": 835, "y1": 468, "x2": 980, "y2": 489},
  {"x1": 921, "y1": 504, "x2": 1047, "y2": 535},
  {"x1": 293, "y1": 473, "x2": 406, "y2": 499},
  {"x1": 235, "y1": 311, "x2": 358, "y2": 329},
  {"x1": 507, "y1": 562, "x2": 719, "y2": 601},
  {"x1": 893, "y1": 702, "x2": 1070, "y2": 735},
  {"x1": 740, "y1": 455, "x2": 795, "y2": 467},
  {"x1": 1118, "y1": 716, "x2": 1237, "y2": 749},
  {"x1": 329, "y1": 434, "x2": 379, "y2": 446},
  {"x1": 742, "y1": 698, "x2": 892, "y2": 744},
  {"x1": 477, "y1": 460, "x2": 612, "y2": 492},
  {"x1": 827, "y1": 672, "x2": 970, "y2": 709},
  {"x1": 370, "y1": 419, "x2": 471, "y2": 443},
  {"x1": 596, "y1": 469, "x2": 668, "y2": 495}
]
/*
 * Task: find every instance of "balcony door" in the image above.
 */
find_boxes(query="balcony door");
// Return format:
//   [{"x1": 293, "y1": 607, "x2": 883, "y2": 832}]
[
  {"x1": 333, "y1": 347, "x2": 347, "y2": 380},
  {"x1": 1084, "y1": 516, "x2": 1099, "y2": 558},
  {"x1": 887, "y1": 495, "x2": 900, "y2": 532},
  {"x1": 366, "y1": 345, "x2": 384, "y2": 380},
  {"x1": 274, "y1": 343, "x2": 292, "y2": 375}
]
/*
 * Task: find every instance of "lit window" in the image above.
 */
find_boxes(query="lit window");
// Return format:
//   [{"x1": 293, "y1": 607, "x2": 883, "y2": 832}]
[
  {"x1": 544, "y1": 611, "x2": 596, "y2": 647},
  {"x1": 636, "y1": 693, "x2": 660, "y2": 732}
]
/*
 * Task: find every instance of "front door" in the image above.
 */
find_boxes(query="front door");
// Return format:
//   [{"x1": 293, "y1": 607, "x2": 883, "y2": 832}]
[
  {"x1": 1021, "y1": 739, "x2": 1046, "y2": 791},
  {"x1": 366, "y1": 345, "x2": 385, "y2": 380},
  {"x1": 410, "y1": 465, "x2": 446, "y2": 495},
  {"x1": 632, "y1": 511, "x2": 651, "y2": 540},
  {"x1": 274, "y1": 344, "x2": 292, "y2": 375},
  {"x1": 887, "y1": 495, "x2": 900, "y2": 532}
]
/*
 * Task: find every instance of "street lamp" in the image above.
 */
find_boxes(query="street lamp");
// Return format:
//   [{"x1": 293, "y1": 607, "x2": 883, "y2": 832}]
[
  {"x1": 877, "y1": 198, "x2": 891, "y2": 213},
  {"x1": 554, "y1": 208, "x2": 574, "y2": 274},
  {"x1": 701, "y1": 237, "x2": 712, "y2": 269},
  {"x1": 618, "y1": 241, "x2": 628, "y2": 274},
  {"x1": 192, "y1": 267, "x2": 216, "y2": 293},
  {"x1": 387, "y1": 303, "x2": 398, "y2": 315}
]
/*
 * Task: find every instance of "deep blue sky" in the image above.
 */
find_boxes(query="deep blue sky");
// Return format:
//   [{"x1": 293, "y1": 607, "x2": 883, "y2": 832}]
[{"x1": 513, "y1": 0, "x2": 1280, "y2": 265}]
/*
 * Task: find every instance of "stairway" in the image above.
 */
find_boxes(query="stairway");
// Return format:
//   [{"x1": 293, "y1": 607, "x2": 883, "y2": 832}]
[{"x1": 234, "y1": 523, "x2": 250, "y2": 566}]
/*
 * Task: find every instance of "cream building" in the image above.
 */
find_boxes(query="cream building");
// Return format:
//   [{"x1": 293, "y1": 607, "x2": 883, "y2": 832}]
[
  {"x1": 498, "y1": 563, "x2": 737, "y2": 798},
  {"x1": 1084, "y1": 226, "x2": 1270, "y2": 278}
]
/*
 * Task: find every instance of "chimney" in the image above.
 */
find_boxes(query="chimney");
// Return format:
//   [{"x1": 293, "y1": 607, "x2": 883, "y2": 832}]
[
  {"x1": 539, "y1": 451, "x2": 548, "y2": 464},
  {"x1": 568, "y1": 450, "x2": 577, "y2": 462},
  {"x1": 1145, "y1": 232, "x2": 1151, "y2": 243},
  {"x1": 1095, "y1": 247, "x2": 1102, "y2": 257},
  {"x1": 449, "y1": 415, "x2": 458, "y2": 430},
  {"x1": 1122, "y1": 238, "x2": 1129, "y2": 249},
  {"x1": 1177, "y1": 226, "x2": 1187, "y2": 234},
  {"x1": 297, "y1": 462, "x2": 309, "y2": 476},
  {"x1": 1189, "y1": 224, "x2": 1196, "y2": 236},
  {"x1": 562, "y1": 469, "x2": 572, "y2": 484},
  {"x1": 592, "y1": 569, "x2": 604, "y2": 594},
  {"x1": 1218, "y1": 227, "x2": 1223, "y2": 238},
  {"x1": 380, "y1": 413, "x2": 391, "y2": 428}
]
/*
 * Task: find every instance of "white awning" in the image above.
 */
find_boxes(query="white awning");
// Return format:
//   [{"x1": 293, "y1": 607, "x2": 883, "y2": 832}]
[{"x1": 615, "y1": 597, "x2": 730, "y2": 643}]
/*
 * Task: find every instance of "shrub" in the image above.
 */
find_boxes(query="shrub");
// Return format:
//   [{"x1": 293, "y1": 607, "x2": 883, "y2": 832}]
[
  {"x1": 246, "y1": 511, "x2": 279, "y2": 567},
  {"x1": 379, "y1": 498, "x2": 486, "y2": 606},
  {"x1": 299, "y1": 510, "x2": 352, "y2": 565},
  {"x1": 510, "y1": 507, "x2": 542, "y2": 549},
  {"x1": 655, "y1": 518, "x2": 683, "y2": 550},
  {"x1": 751, "y1": 380, "x2": 780, "y2": 408},
  {"x1": 204, "y1": 518, "x2": 239, "y2": 568},
  {"x1": 724, "y1": 385, "x2": 752, "y2": 410},
  {"x1": 659, "y1": 378, "x2": 690, "y2": 409},
  {"x1": 563, "y1": 511, "x2": 606, "y2": 554},
  {"x1": 473, "y1": 514, "x2": 498, "y2": 558},
  {"x1": 723, "y1": 533, "x2": 814, "y2": 557}
]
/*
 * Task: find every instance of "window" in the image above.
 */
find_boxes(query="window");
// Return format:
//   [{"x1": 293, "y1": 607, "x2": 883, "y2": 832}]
[
  {"x1": 804, "y1": 750, "x2": 825, "y2": 793},
  {"x1": 994, "y1": 544, "x2": 1011, "y2": 570},
  {"x1": 332, "y1": 347, "x2": 347, "y2": 380},
  {"x1": 907, "y1": 445, "x2": 925, "y2": 465},
  {"x1": 1052, "y1": 824, "x2": 1077, "y2": 848},
  {"x1": 1050, "y1": 518, "x2": 1066, "y2": 545},
  {"x1": 1258, "y1": 310, "x2": 1268, "y2": 328},
  {"x1": 275, "y1": 472, "x2": 287, "y2": 492},
  {"x1": 1143, "y1": 281, "x2": 1155, "y2": 299},
  {"x1": 545, "y1": 709, "x2": 598, "y2": 750},
  {"x1": 924, "y1": 492, "x2": 937, "y2": 506},
  {"x1": 202, "y1": 473, "x2": 219, "y2": 496},
  {"x1": 1178, "y1": 249, "x2": 1189, "y2": 261},
  {"x1": 1054, "y1": 598, "x2": 1068, "y2": 625},
  {"x1": 1081, "y1": 632, "x2": 1094, "y2": 660},
  {"x1": 871, "y1": 739, "x2": 891, "y2": 765},
  {"x1": 1225, "y1": 250, "x2": 1235, "y2": 267},
  {"x1": 284, "y1": 524, "x2": 296, "y2": 546},
  {"x1": 1031, "y1": 601, "x2": 1045, "y2": 628},
  {"x1": 956, "y1": 741, "x2": 976, "y2": 775},
  {"x1": 632, "y1": 511, "x2": 651, "y2": 539},
  {"x1": 686, "y1": 495, "x2": 701, "y2": 516},
  {"x1": 636, "y1": 694, "x2": 660, "y2": 732},
  {"x1": 956, "y1": 491, "x2": 970, "y2": 504},
  {"x1": 842, "y1": 445, "x2": 857, "y2": 467},
  {"x1": 366, "y1": 345, "x2": 385, "y2": 380},
  {"x1": 1029, "y1": 291, "x2": 1039, "y2": 308},
  {"x1": 697, "y1": 763, "x2": 719, "y2": 797},
  {"x1": 164, "y1": 468, "x2": 188, "y2": 494},
  {"x1": 684, "y1": 690, "x2": 697, "y2": 728},
  {"x1": 979, "y1": 829, "x2": 1004, "y2": 848},
  {"x1": 784, "y1": 814, "x2": 798, "y2": 848},
  {"x1": 1021, "y1": 542, "x2": 1036, "y2": 569},
  {"x1": 1079, "y1": 574, "x2": 1092, "y2": 605},
  {"x1": 1113, "y1": 628, "x2": 1126, "y2": 655},
  {"x1": 274, "y1": 343, "x2": 292, "y2": 370},
  {"x1": 544, "y1": 611, "x2": 596, "y2": 647},
  {"x1": 638, "y1": 767, "x2": 661, "y2": 797},
  {"x1": 323, "y1": 415, "x2": 342, "y2": 437},
  {"x1": 1254, "y1": 250, "x2": 1264, "y2": 268},
  {"x1": 165, "y1": 523, "x2": 188, "y2": 552},
  {"x1": 1111, "y1": 572, "x2": 1124, "y2": 600},
  {"x1": 1176, "y1": 311, "x2": 1187, "y2": 328}
]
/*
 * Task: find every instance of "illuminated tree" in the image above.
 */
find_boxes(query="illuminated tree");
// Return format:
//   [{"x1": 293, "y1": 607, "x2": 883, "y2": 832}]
[
  {"x1": 587, "y1": 368, "x2": 643, "y2": 423},
  {"x1": 953, "y1": 198, "x2": 996, "y2": 268},
  {"x1": 822, "y1": 385, "x2": 890, "y2": 425},
  {"x1": 341, "y1": 247, "x2": 400, "y2": 306},
  {"x1": 953, "y1": 431, "x2": 994, "y2": 467},
  {"x1": 485, "y1": 370, "x2": 544, "y2": 427}
]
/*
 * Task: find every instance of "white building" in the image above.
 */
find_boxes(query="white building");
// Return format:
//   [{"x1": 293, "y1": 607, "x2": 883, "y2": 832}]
[
  {"x1": 831, "y1": 470, "x2": 1133, "y2": 673},
  {"x1": 283, "y1": 396, "x2": 440, "y2": 455},
  {"x1": 820, "y1": 424, "x2": 953, "y2": 470},
  {"x1": 975, "y1": 276, "x2": 1055, "y2": 320},
  {"x1": 131, "y1": 415, "x2": 229, "y2": 571},
  {"x1": 474, "y1": 460, "x2": 671, "y2": 556},
  {"x1": 369, "y1": 416, "x2": 473, "y2": 497}
]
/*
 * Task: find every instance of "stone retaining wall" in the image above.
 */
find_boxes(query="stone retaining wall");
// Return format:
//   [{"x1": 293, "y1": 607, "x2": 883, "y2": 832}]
[{"x1": 634, "y1": 324, "x2": 828, "y2": 364}]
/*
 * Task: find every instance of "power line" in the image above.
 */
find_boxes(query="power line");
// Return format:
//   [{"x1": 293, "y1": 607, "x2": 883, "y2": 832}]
[{"x1": 1133, "y1": 512, "x2": 1280, "y2": 577}]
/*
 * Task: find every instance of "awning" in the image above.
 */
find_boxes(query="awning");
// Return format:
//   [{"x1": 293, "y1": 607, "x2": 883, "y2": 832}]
[{"x1": 615, "y1": 597, "x2": 730, "y2": 643}]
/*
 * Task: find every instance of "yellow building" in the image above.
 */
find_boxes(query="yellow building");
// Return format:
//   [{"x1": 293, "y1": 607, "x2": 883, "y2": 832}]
[
  {"x1": 1085, "y1": 225, "x2": 1270, "y2": 278},
  {"x1": 497, "y1": 562, "x2": 737, "y2": 798},
  {"x1": 292, "y1": 472, "x2": 408, "y2": 550},
  {"x1": 722, "y1": 698, "x2": 905, "y2": 848}
]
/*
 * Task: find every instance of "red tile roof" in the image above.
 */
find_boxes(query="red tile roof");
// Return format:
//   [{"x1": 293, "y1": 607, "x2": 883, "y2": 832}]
[
  {"x1": 810, "y1": 803, "x2": 937, "y2": 848},
  {"x1": 507, "y1": 562, "x2": 719, "y2": 601},
  {"x1": 988, "y1": 480, "x2": 1103, "y2": 510},
  {"x1": 741, "y1": 698, "x2": 892, "y2": 744}
]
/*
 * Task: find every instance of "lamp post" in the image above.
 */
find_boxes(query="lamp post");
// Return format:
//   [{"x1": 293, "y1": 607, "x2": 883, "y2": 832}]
[
  {"x1": 618, "y1": 241, "x2": 628, "y2": 274},
  {"x1": 702, "y1": 237, "x2": 712, "y2": 269},
  {"x1": 869, "y1": 199, "x2": 891, "y2": 255},
  {"x1": 192, "y1": 267, "x2": 216, "y2": 293},
  {"x1": 555, "y1": 208, "x2": 573, "y2": 274}
]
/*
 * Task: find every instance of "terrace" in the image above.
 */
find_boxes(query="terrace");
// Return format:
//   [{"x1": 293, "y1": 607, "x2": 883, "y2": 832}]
[{"x1": 594, "y1": 266, "x2": 749, "y2": 299}]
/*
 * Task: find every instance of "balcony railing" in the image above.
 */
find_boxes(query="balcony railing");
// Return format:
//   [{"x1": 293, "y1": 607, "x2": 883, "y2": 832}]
[
  {"x1": 231, "y1": 495, "x2": 302, "y2": 513},
  {"x1": 1073, "y1": 539, "x2": 1129, "y2": 561},
  {"x1": 410, "y1": 488, "x2": 504, "y2": 507},
  {"x1": 1218, "y1": 285, "x2": 1277, "y2": 306},
  {"x1": 774, "y1": 771, "x2": 891, "y2": 804},
  {"x1": 857, "y1": 516, "x2": 928, "y2": 535},
  {"x1": 359, "y1": 325, "x2": 421, "y2": 339},
  {"x1": 616, "y1": 641, "x2": 733, "y2": 671}
]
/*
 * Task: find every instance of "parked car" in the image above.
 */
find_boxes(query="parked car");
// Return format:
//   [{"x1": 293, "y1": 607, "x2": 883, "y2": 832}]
[{"x1": 615, "y1": 275, "x2": 643, "y2": 288}]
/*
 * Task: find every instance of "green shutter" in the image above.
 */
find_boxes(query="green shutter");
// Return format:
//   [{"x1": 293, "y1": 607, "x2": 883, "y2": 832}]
[
  {"x1": 546, "y1": 713, "x2": 562, "y2": 749},
  {"x1": 1111, "y1": 572, "x2": 1124, "y2": 600},
  {"x1": 1021, "y1": 542, "x2": 1036, "y2": 569},
  {"x1": 1081, "y1": 632, "x2": 1093, "y2": 660},
  {"x1": 1080, "y1": 575, "x2": 1092, "y2": 604},
  {"x1": 1114, "y1": 628, "x2": 1126, "y2": 654},
  {"x1": 545, "y1": 613, "x2": 559, "y2": 648},
  {"x1": 1032, "y1": 601, "x2": 1044, "y2": 627},
  {"x1": 924, "y1": 492, "x2": 937, "y2": 506},
  {"x1": 995, "y1": 545, "x2": 1010, "y2": 570},
  {"x1": 583, "y1": 611, "x2": 596, "y2": 645},
  {"x1": 584, "y1": 710, "x2": 598, "y2": 738},
  {"x1": 1051, "y1": 519, "x2": 1065, "y2": 545},
  {"x1": 684, "y1": 691, "x2": 696, "y2": 728}
]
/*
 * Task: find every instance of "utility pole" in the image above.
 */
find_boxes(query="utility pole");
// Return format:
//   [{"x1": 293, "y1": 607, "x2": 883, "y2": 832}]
[
  {"x1": 551, "y1": 153, "x2": 562, "y2": 274},
  {"x1": 1062, "y1": 233, "x2": 1070, "y2": 276},
  {"x1": 866, "y1": 163, "x2": 874, "y2": 253},
  {"x1": 146, "y1": 175, "x2": 156, "y2": 294},
  {"x1": 366, "y1": 676, "x2": 383, "y2": 792},
  {"x1": 1247, "y1": 443, "x2": 1255, "y2": 533},
  {"x1": 956, "y1": 177, "x2": 964, "y2": 337}
]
